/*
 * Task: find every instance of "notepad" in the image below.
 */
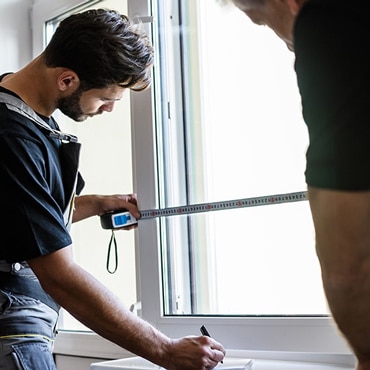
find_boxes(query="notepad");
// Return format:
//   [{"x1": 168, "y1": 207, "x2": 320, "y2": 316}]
[
  {"x1": 91, "y1": 356, "x2": 254, "y2": 370},
  {"x1": 216, "y1": 357, "x2": 254, "y2": 369}
]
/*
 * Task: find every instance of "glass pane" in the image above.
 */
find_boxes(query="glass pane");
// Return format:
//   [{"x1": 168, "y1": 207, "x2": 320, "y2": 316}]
[
  {"x1": 153, "y1": 1, "x2": 329, "y2": 315},
  {"x1": 167, "y1": 202, "x2": 327, "y2": 315},
  {"x1": 44, "y1": 0, "x2": 135, "y2": 331}
]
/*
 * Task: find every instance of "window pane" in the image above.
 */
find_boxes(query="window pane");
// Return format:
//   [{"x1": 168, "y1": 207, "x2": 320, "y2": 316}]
[{"x1": 153, "y1": 1, "x2": 329, "y2": 316}]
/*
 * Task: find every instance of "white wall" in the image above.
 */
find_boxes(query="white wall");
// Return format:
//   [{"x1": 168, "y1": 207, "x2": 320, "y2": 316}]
[{"x1": 0, "y1": 0, "x2": 32, "y2": 72}]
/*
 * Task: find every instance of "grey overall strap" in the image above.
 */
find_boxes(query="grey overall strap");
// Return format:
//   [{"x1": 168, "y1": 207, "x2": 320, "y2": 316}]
[{"x1": 0, "y1": 92, "x2": 78, "y2": 143}]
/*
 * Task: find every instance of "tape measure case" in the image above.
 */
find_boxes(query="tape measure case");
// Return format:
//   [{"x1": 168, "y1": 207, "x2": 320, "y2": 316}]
[{"x1": 100, "y1": 209, "x2": 138, "y2": 229}]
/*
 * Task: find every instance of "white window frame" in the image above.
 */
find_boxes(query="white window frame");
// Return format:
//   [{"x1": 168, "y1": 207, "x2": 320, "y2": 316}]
[{"x1": 31, "y1": 0, "x2": 355, "y2": 365}]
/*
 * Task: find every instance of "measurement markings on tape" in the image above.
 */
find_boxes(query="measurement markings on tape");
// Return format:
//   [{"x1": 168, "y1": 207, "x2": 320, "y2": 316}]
[
  {"x1": 140, "y1": 191, "x2": 308, "y2": 219},
  {"x1": 100, "y1": 191, "x2": 308, "y2": 230},
  {"x1": 101, "y1": 191, "x2": 309, "y2": 272}
]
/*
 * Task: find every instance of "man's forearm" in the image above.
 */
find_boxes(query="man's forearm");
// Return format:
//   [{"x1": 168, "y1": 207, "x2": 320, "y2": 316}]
[
  {"x1": 29, "y1": 248, "x2": 172, "y2": 365},
  {"x1": 309, "y1": 187, "x2": 370, "y2": 365}
]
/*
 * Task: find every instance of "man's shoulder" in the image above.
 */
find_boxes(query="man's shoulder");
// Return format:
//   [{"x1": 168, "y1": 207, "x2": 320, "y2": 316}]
[
  {"x1": 301, "y1": 0, "x2": 358, "y2": 13},
  {"x1": 0, "y1": 89, "x2": 46, "y2": 141},
  {"x1": 0, "y1": 72, "x2": 14, "y2": 82}
]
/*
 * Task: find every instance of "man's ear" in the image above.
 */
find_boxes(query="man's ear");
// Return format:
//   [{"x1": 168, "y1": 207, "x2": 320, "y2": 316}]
[
  {"x1": 57, "y1": 70, "x2": 80, "y2": 92},
  {"x1": 284, "y1": 0, "x2": 301, "y2": 15}
]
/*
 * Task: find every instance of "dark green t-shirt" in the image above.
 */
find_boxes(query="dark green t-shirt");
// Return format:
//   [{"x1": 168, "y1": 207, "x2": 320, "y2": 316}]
[{"x1": 294, "y1": 0, "x2": 370, "y2": 190}]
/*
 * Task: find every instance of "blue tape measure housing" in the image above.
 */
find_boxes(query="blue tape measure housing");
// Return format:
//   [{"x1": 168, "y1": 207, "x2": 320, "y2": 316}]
[{"x1": 100, "y1": 210, "x2": 138, "y2": 229}]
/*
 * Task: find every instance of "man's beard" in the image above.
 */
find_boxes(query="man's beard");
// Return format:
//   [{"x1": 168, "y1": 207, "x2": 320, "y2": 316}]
[{"x1": 56, "y1": 87, "x2": 86, "y2": 122}]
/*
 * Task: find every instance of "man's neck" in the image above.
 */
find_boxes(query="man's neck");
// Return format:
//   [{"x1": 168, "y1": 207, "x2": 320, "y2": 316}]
[{"x1": 0, "y1": 55, "x2": 57, "y2": 117}]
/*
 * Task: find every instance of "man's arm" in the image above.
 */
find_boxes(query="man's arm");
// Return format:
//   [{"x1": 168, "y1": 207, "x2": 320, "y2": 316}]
[
  {"x1": 72, "y1": 194, "x2": 141, "y2": 223},
  {"x1": 28, "y1": 247, "x2": 225, "y2": 370},
  {"x1": 308, "y1": 187, "x2": 370, "y2": 366}
]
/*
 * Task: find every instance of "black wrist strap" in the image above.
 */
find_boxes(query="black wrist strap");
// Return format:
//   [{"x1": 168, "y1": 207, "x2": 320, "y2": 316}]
[{"x1": 106, "y1": 230, "x2": 118, "y2": 274}]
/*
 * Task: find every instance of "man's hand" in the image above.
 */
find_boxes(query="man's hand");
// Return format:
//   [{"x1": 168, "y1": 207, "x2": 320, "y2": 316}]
[
  {"x1": 163, "y1": 335, "x2": 226, "y2": 370},
  {"x1": 72, "y1": 193, "x2": 141, "y2": 223}
]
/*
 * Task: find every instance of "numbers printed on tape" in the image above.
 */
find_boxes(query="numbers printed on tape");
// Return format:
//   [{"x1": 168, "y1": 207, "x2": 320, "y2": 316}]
[
  {"x1": 140, "y1": 191, "x2": 307, "y2": 219},
  {"x1": 100, "y1": 191, "x2": 308, "y2": 229}
]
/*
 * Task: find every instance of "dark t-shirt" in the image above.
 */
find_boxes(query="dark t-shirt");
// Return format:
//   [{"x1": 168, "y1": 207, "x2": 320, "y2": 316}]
[
  {"x1": 294, "y1": 0, "x2": 370, "y2": 190},
  {"x1": 0, "y1": 85, "x2": 73, "y2": 262}
]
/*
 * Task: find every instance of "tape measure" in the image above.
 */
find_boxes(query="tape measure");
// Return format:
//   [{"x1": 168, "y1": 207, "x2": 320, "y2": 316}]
[{"x1": 100, "y1": 190, "x2": 308, "y2": 230}]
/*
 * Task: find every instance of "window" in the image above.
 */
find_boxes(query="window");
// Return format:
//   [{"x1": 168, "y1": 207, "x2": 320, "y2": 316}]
[
  {"x1": 32, "y1": 0, "x2": 353, "y2": 360},
  {"x1": 131, "y1": 0, "x2": 352, "y2": 355},
  {"x1": 151, "y1": 0, "x2": 326, "y2": 317}
]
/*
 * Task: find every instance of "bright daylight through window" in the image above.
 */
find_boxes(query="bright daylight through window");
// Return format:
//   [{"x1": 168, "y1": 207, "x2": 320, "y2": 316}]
[{"x1": 152, "y1": 0, "x2": 329, "y2": 316}]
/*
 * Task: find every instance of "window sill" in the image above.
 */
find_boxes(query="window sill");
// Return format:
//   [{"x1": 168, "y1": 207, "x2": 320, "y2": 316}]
[
  {"x1": 54, "y1": 332, "x2": 355, "y2": 367},
  {"x1": 90, "y1": 353, "x2": 355, "y2": 370}
]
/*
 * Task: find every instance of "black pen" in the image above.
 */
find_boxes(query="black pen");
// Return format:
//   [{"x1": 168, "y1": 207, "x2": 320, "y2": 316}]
[{"x1": 200, "y1": 325, "x2": 223, "y2": 364}]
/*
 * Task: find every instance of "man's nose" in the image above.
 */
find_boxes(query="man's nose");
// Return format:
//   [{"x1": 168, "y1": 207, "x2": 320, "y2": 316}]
[{"x1": 101, "y1": 101, "x2": 115, "y2": 112}]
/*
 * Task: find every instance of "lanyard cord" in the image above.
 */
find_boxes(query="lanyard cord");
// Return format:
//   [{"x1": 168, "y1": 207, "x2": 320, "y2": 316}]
[{"x1": 106, "y1": 230, "x2": 118, "y2": 274}]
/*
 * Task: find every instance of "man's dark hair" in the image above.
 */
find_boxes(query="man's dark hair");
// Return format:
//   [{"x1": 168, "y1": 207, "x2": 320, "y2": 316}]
[{"x1": 43, "y1": 9, "x2": 154, "y2": 91}]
